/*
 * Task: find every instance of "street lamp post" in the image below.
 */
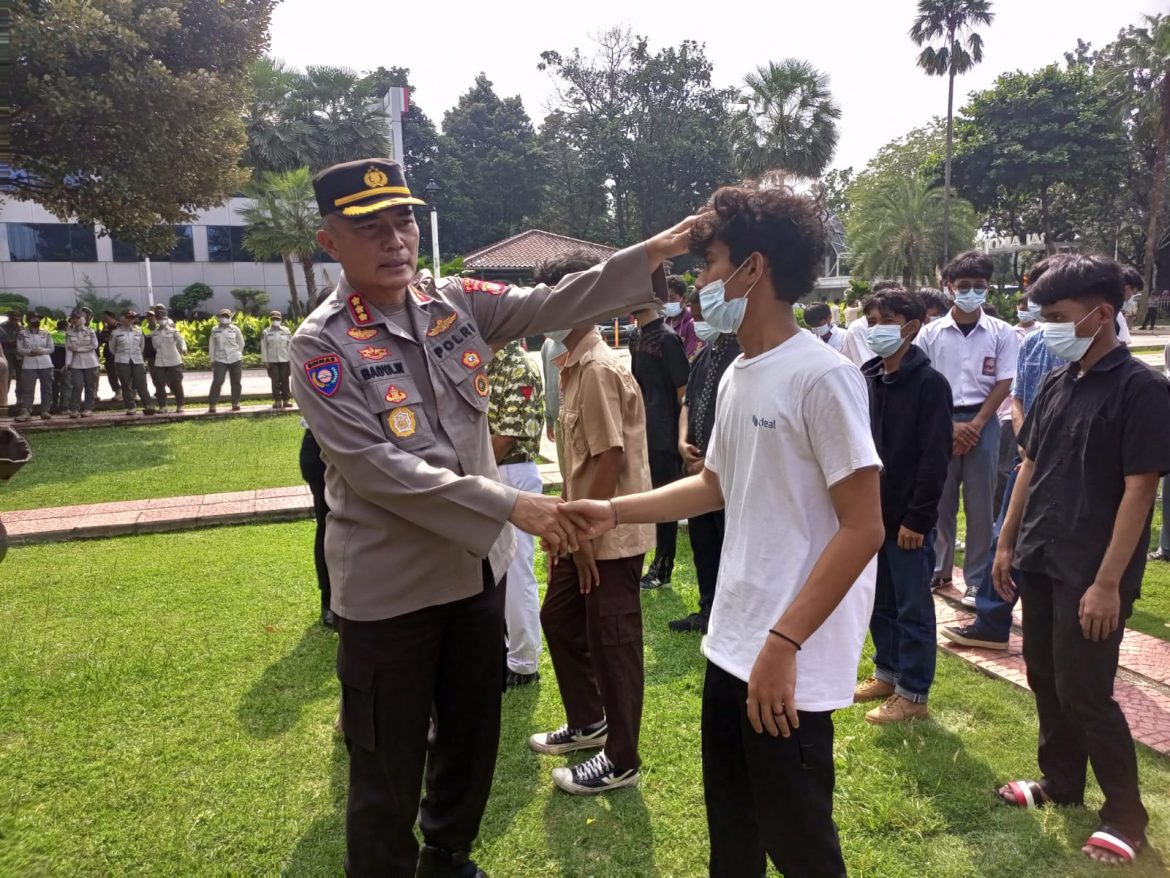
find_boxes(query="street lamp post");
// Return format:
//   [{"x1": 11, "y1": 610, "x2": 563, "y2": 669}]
[{"x1": 425, "y1": 179, "x2": 441, "y2": 280}]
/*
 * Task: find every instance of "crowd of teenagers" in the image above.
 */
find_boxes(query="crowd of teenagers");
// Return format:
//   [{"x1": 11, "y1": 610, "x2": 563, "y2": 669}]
[
  {"x1": 285, "y1": 170, "x2": 1168, "y2": 875},
  {"x1": 0, "y1": 306, "x2": 297, "y2": 419}
]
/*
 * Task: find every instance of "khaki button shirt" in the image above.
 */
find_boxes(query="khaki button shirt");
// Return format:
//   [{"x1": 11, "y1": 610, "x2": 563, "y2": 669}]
[
  {"x1": 65, "y1": 327, "x2": 101, "y2": 370},
  {"x1": 559, "y1": 329, "x2": 655, "y2": 561},
  {"x1": 110, "y1": 326, "x2": 145, "y2": 365},
  {"x1": 290, "y1": 244, "x2": 657, "y2": 621},
  {"x1": 261, "y1": 326, "x2": 293, "y2": 363},
  {"x1": 151, "y1": 322, "x2": 187, "y2": 368}
]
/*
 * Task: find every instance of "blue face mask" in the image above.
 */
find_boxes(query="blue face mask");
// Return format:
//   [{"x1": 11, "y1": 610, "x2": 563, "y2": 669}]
[
  {"x1": 865, "y1": 324, "x2": 908, "y2": 358},
  {"x1": 953, "y1": 288, "x2": 987, "y2": 313},
  {"x1": 1028, "y1": 302, "x2": 1045, "y2": 323},
  {"x1": 698, "y1": 258, "x2": 758, "y2": 333},
  {"x1": 663, "y1": 302, "x2": 683, "y2": 318},
  {"x1": 1042, "y1": 308, "x2": 1101, "y2": 362},
  {"x1": 1016, "y1": 311, "x2": 1034, "y2": 325},
  {"x1": 693, "y1": 320, "x2": 721, "y2": 343}
]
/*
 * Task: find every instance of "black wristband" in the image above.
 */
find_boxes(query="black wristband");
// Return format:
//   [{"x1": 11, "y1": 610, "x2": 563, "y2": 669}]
[{"x1": 768, "y1": 629, "x2": 802, "y2": 651}]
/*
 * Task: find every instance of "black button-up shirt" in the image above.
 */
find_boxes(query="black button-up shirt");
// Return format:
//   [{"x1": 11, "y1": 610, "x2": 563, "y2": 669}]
[
  {"x1": 629, "y1": 318, "x2": 691, "y2": 452},
  {"x1": 1015, "y1": 344, "x2": 1170, "y2": 595}
]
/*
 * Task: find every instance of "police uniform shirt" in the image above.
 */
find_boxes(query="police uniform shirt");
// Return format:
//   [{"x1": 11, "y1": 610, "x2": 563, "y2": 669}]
[
  {"x1": 65, "y1": 327, "x2": 101, "y2": 370},
  {"x1": 261, "y1": 326, "x2": 293, "y2": 363},
  {"x1": 210, "y1": 324, "x2": 245, "y2": 364},
  {"x1": 110, "y1": 326, "x2": 146, "y2": 364},
  {"x1": 151, "y1": 322, "x2": 187, "y2": 367},
  {"x1": 16, "y1": 329, "x2": 54, "y2": 369},
  {"x1": 291, "y1": 245, "x2": 656, "y2": 622}
]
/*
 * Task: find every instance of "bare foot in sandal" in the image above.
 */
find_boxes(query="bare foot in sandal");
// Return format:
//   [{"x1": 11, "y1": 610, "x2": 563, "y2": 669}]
[
  {"x1": 997, "y1": 780, "x2": 1051, "y2": 808},
  {"x1": 1083, "y1": 826, "x2": 1145, "y2": 865}
]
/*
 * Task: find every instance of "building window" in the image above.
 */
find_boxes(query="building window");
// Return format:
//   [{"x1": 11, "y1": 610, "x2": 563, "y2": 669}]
[
  {"x1": 111, "y1": 226, "x2": 194, "y2": 262},
  {"x1": 7, "y1": 223, "x2": 98, "y2": 262},
  {"x1": 206, "y1": 225, "x2": 281, "y2": 263}
]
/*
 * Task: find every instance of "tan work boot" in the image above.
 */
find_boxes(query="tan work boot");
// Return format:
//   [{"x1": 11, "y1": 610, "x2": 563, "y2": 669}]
[
  {"x1": 865, "y1": 694, "x2": 929, "y2": 725},
  {"x1": 853, "y1": 675, "x2": 895, "y2": 703}
]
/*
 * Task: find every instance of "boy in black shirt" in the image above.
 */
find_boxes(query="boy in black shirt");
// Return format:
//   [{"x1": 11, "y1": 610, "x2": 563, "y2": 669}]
[
  {"x1": 994, "y1": 253, "x2": 1170, "y2": 865},
  {"x1": 854, "y1": 287, "x2": 953, "y2": 723}
]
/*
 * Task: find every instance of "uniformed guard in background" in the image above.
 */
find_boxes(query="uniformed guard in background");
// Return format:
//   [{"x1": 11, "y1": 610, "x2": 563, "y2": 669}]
[{"x1": 291, "y1": 157, "x2": 692, "y2": 878}]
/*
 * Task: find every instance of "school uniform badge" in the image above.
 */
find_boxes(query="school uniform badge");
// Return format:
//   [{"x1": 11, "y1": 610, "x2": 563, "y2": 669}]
[
  {"x1": 461, "y1": 278, "x2": 508, "y2": 295},
  {"x1": 358, "y1": 346, "x2": 390, "y2": 361},
  {"x1": 461, "y1": 350, "x2": 482, "y2": 369},
  {"x1": 426, "y1": 313, "x2": 458, "y2": 337},
  {"x1": 347, "y1": 294, "x2": 372, "y2": 325},
  {"x1": 387, "y1": 406, "x2": 417, "y2": 438},
  {"x1": 304, "y1": 354, "x2": 342, "y2": 397},
  {"x1": 384, "y1": 385, "x2": 408, "y2": 404},
  {"x1": 474, "y1": 373, "x2": 490, "y2": 397},
  {"x1": 347, "y1": 327, "x2": 378, "y2": 340}
]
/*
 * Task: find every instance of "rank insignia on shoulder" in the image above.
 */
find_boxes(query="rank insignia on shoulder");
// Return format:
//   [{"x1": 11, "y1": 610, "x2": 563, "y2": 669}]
[
  {"x1": 461, "y1": 278, "x2": 508, "y2": 295},
  {"x1": 474, "y1": 373, "x2": 490, "y2": 397},
  {"x1": 461, "y1": 350, "x2": 482, "y2": 369},
  {"x1": 358, "y1": 345, "x2": 390, "y2": 361},
  {"x1": 384, "y1": 385, "x2": 408, "y2": 404},
  {"x1": 347, "y1": 326, "x2": 378, "y2": 340},
  {"x1": 426, "y1": 313, "x2": 458, "y2": 337},
  {"x1": 347, "y1": 294, "x2": 372, "y2": 325},
  {"x1": 305, "y1": 354, "x2": 342, "y2": 397},
  {"x1": 411, "y1": 286, "x2": 433, "y2": 304},
  {"x1": 387, "y1": 406, "x2": 417, "y2": 438}
]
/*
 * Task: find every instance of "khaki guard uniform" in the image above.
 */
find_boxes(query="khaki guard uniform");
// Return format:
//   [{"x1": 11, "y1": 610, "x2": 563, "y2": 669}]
[{"x1": 290, "y1": 244, "x2": 655, "y2": 622}]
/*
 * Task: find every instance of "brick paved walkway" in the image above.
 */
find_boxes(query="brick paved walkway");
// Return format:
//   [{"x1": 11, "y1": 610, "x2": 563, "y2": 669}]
[
  {"x1": 5, "y1": 491, "x2": 1170, "y2": 756},
  {"x1": 0, "y1": 402, "x2": 300, "y2": 433}
]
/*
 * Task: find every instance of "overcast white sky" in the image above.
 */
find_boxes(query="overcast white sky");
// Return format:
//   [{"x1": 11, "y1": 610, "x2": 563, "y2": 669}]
[{"x1": 269, "y1": 0, "x2": 1156, "y2": 173}]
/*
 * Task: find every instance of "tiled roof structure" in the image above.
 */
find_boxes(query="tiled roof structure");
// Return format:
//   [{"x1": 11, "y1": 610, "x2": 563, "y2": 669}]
[{"x1": 462, "y1": 229, "x2": 617, "y2": 271}]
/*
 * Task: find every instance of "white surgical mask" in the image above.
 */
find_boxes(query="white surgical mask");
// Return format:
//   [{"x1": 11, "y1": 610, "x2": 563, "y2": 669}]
[
  {"x1": 1016, "y1": 311, "x2": 1034, "y2": 325},
  {"x1": 1042, "y1": 309, "x2": 1102, "y2": 362},
  {"x1": 271, "y1": 319, "x2": 282, "y2": 326},
  {"x1": 693, "y1": 321, "x2": 721, "y2": 343},
  {"x1": 663, "y1": 302, "x2": 683, "y2": 318},
  {"x1": 811, "y1": 323, "x2": 832, "y2": 338},
  {"x1": 218, "y1": 317, "x2": 231, "y2": 326},
  {"x1": 698, "y1": 258, "x2": 759, "y2": 333},
  {"x1": 865, "y1": 324, "x2": 907, "y2": 358},
  {"x1": 954, "y1": 289, "x2": 988, "y2": 313}
]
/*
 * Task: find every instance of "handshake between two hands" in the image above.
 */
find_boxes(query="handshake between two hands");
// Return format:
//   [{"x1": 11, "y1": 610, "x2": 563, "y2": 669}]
[{"x1": 508, "y1": 494, "x2": 621, "y2": 592}]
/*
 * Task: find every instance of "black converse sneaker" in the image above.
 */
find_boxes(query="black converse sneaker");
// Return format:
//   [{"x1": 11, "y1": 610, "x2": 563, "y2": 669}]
[
  {"x1": 528, "y1": 720, "x2": 607, "y2": 755},
  {"x1": 551, "y1": 751, "x2": 639, "y2": 795}
]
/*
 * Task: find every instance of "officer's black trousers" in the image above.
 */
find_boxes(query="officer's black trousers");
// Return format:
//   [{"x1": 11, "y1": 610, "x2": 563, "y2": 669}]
[
  {"x1": 297, "y1": 430, "x2": 330, "y2": 610},
  {"x1": 336, "y1": 564, "x2": 505, "y2": 878}
]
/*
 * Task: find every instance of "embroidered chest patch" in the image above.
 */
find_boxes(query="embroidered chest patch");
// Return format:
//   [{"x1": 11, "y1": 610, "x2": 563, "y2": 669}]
[
  {"x1": 384, "y1": 385, "x2": 408, "y2": 404},
  {"x1": 304, "y1": 354, "x2": 342, "y2": 397},
  {"x1": 462, "y1": 350, "x2": 482, "y2": 369},
  {"x1": 387, "y1": 406, "x2": 417, "y2": 438},
  {"x1": 347, "y1": 327, "x2": 378, "y2": 341},
  {"x1": 427, "y1": 313, "x2": 458, "y2": 337},
  {"x1": 358, "y1": 346, "x2": 390, "y2": 361}
]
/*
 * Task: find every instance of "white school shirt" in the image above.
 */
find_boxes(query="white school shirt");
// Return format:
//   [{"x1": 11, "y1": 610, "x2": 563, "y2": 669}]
[
  {"x1": 914, "y1": 310, "x2": 1018, "y2": 408},
  {"x1": 806, "y1": 325, "x2": 846, "y2": 353},
  {"x1": 702, "y1": 331, "x2": 881, "y2": 711},
  {"x1": 841, "y1": 315, "x2": 875, "y2": 367}
]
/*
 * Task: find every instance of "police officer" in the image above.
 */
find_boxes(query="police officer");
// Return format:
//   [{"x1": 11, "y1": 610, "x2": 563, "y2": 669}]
[
  {"x1": 290, "y1": 158, "x2": 693, "y2": 878},
  {"x1": 260, "y1": 310, "x2": 293, "y2": 408},
  {"x1": 148, "y1": 304, "x2": 187, "y2": 413},
  {"x1": 110, "y1": 309, "x2": 156, "y2": 415},
  {"x1": 15, "y1": 313, "x2": 54, "y2": 422},
  {"x1": 65, "y1": 309, "x2": 101, "y2": 418}
]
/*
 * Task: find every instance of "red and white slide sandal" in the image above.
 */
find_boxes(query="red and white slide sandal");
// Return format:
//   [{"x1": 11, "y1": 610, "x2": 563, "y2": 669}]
[{"x1": 1084, "y1": 825, "x2": 1146, "y2": 864}]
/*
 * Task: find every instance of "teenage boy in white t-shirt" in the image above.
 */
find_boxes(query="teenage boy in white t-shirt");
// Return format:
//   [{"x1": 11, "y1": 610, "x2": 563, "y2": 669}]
[{"x1": 562, "y1": 184, "x2": 884, "y2": 878}]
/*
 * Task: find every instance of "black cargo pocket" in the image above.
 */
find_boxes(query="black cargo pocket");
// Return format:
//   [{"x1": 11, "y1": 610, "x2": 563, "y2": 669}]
[{"x1": 336, "y1": 649, "x2": 376, "y2": 751}]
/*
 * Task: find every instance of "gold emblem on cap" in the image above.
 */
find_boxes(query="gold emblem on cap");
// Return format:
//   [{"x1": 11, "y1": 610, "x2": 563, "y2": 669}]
[{"x1": 364, "y1": 166, "x2": 389, "y2": 188}]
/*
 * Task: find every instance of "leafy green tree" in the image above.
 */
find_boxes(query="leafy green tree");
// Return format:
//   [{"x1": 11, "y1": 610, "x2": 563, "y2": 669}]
[
  {"x1": 239, "y1": 168, "x2": 322, "y2": 316},
  {"x1": 74, "y1": 276, "x2": 133, "y2": 317},
  {"x1": 731, "y1": 59, "x2": 841, "y2": 179},
  {"x1": 846, "y1": 174, "x2": 977, "y2": 289},
  {"x1": 910, "y1": 0, "x2": 995, "y2": 262},
  {"x1": 297, "y1": 66, "x2": 389, "y2": 171},
  {"x1": 951, "y1": 64, "x2": 1127, "y2": 255},
  {"x1": 242, "y1": 57, "x2": 312, "y2": 176},
  {"x1": 432, "y1": 74, "x2": 545, "y2": 254},
  {"x1": 11, "y1": 0, "x2": 274, "y2": 252},
  {"x1": 535, "y1": 109, "x2": 614, "y2": 243},
  {"x1": 817, "y1": 167, "x2": 854, "y2": 224},
  {"x1": 230, "y1": 288, "x2": 271, "y2": 316},
  {"x1": 169, "y1": 283, "x2": 214, "y2": 319}
]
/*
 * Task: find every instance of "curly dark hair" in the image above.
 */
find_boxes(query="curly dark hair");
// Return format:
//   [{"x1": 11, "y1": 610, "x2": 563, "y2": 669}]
[
  {"x1": 1028, "y1": 254, "x2": 1124, "y2": 312},
  {"x1": 666, "y1": 275, "x2": 688, "y2": 297},
  {"x1": 533, "y1": 249, "x2": 605, "y2": 286},
  {"x1": 689, "y1": 183, "x2": 826, "y2": 303}
]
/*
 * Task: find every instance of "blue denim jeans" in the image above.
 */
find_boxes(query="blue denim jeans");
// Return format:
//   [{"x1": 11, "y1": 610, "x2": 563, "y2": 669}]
[
  {"x1": 870, "y1": 537, "x2": 937, "y2": 702},
  {"x1": 972, "y1": 464, "x2": 1019, "y2": 642}
]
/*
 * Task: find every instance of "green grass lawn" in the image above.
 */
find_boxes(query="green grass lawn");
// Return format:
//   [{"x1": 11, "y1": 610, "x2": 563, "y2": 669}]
[
  {"x1": 2, "y1": 415, "x2": 305, "y2": 511},
  {"x1": 3, "y1": 523, "x2": 1169, "y2": 876}
]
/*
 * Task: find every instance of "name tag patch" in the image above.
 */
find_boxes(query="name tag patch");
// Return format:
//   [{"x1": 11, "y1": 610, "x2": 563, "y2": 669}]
[
  {"x1": 305, "y1": 354, "x2": 342, "y2": 397},
  {"x1": 982, "y1": 356, "x2": 996, "y2": 377},
  {"x1": 360, "y1": 362, "x2": 405, "y2": 380}
]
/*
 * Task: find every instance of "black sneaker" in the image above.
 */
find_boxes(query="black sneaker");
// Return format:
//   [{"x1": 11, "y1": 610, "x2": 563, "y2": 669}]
[
  {"x1": 639, "y1": 557, "x2": 662, "y2": 590},
  {"x1": 416, "y1": 843, "x2": 487, "y2": 878},
  {"x1": 505, "y1": 669, "x2": 540, "y2": 690},
  {"x1": 657, "y1": 555, "x2": 674, "y2": 586},
  {"x1": 961, "y1": 583, "x2": 979, "y2": 608},
  {"x1": 930, "y1": 576, "x2": 952, "y2": 593},
  {"x1": 941, "y1": 624, "x2": 1009, "y2": 650},
  {"x1": 668, "y1": 612, "x2": 707, "y2": 633},
  {"x1": 529, "y1": 720, "x2": 607, "y2": 755},
  {"x1": 551, "y1": 751, "x2": 639, "y2": 795}
]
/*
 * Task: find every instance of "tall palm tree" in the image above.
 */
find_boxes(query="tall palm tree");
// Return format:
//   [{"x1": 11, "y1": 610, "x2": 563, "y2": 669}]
[
  {"x1": 242, "y1": 58, "x2": 311, "y2": 177},
  {"x1": 846, "y1": 175, "x2": 977, "y2": 289},
  {"x1": 731, "y1": 59, "x2": 841, "y2": 179},
  {"x1": 238, "y1": 168, "x2": 322, "y2": 317},
  {"x1": 297, "y1": 66, "x2": 389, "y2": 171},
  {"x1": 910, "y1": 0, "x2": 995, "y2": 263}
]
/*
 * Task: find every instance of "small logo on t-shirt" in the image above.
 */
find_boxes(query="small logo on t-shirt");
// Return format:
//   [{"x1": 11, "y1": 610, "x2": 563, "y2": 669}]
[
  {"x1": 982, "y1": 356, "x2": 996, "y2": 376},
  {"x1": 751, "y1": 414, "x2": 776, "y2": 429}
]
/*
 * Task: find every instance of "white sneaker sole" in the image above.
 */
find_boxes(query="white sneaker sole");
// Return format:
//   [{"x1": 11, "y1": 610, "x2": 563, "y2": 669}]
[
  {"x1": 528, "y1": 731, "x2": 607, "y2": 755},
  {"x1": 551, "y1": 767, "x2": 640, "y2": 795}
]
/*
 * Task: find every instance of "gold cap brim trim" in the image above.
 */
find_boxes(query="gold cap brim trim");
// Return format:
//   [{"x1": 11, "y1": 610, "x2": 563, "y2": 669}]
[{"x1": 340, "y1": 197, "x2": 427, "y2": 217}]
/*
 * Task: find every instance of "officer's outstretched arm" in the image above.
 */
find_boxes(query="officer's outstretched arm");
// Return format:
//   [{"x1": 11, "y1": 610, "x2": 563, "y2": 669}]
[{"x1": 291, "y1": 332, "x2": 517, "y2": 558}]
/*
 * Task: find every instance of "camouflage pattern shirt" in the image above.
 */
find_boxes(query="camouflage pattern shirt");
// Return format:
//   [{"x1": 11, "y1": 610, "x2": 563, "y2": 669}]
[{"x1": 487, "y1": 340, "x2": 545, "y2": 465}]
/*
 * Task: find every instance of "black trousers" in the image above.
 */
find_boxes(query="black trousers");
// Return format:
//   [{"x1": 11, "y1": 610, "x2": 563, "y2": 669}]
[
  {"x1": 1141, "y1": 306, "x2": 1158, "y2": 330},
  {"x1": 298, "y1": 430, "x2": 330, "y2": 612},
  {"x1": 336, "y1": 565, "x2": 505, "y2": 878},
  {"x1": 702, "y1": 661, "x2": 845, "y2": 878},
  {"x1": 648, "y1": 450, "x2": 681, "y2": 562},
  {"x1": 688, "y1": 509, "x2": 725, "y2": 618},
  {"x1": 1018, "y1": 572, "x2": 1148, "y2": 839}
]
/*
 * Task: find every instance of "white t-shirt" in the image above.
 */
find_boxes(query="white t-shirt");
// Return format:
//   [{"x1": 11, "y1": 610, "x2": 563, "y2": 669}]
[
  {"x1": 703, "y1": 331, "x2": 882, "y2": 711},
  {"x1": 841, "y1": 315, "x2": 875, "y2": 367}
]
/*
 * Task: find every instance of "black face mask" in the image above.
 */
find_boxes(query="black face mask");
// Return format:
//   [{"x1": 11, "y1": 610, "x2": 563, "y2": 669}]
[{"x1": 28, "y1": 322, "x2": 40, "y2": 330}]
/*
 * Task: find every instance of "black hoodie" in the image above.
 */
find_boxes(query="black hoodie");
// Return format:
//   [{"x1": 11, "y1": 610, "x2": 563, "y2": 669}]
[{"x1": 862, "y1": 344, "x2": 954, "y2": 540}]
